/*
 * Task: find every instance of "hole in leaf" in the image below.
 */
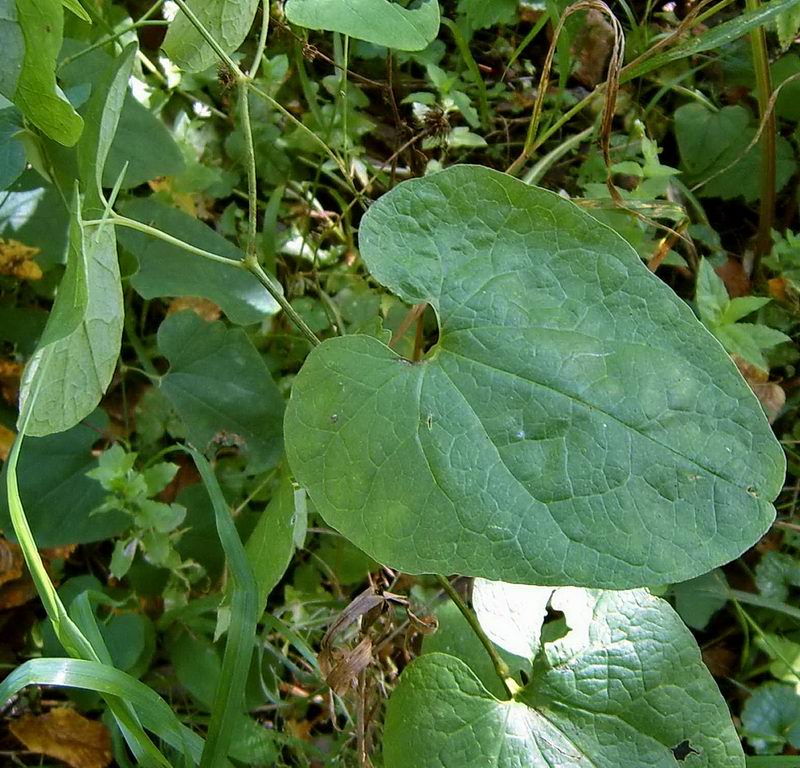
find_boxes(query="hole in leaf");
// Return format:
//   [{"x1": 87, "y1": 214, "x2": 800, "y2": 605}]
[{"x1": 671, "y1": 740, "x2": 699, "y2": 761}]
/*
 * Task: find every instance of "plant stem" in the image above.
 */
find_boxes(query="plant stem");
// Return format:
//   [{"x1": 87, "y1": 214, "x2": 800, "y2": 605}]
[
  {"x1": 85, "y1": 214, "x2": 245, "y2": 268},
  {"x1": 238, "y1": 81, "x2": 259, "y2": 267},
  {"x1": 249, "y1": 261, "x2": 321, "y2": 347},
  {"x1": 523, "y1": 123, "x2": 595, "y2": 185},
  {"x1": 435, "y1": 575, "x2": 514, "y2": 698},
  {"x1": 248, "y1": 0, "x2": 269, "y2": 78},
  {"x1": 746, "y1": 0, "x2": 776, "y2": 265}
]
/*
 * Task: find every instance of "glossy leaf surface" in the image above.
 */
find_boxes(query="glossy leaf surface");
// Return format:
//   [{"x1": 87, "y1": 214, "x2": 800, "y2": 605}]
[
  {"x1": 385, "y1": 586, "x2": 744, "y2": 767},
  {"x1": 285, "y1": 166, "x2": 784, "y2": 588},
  {"x1": 284, "y1": 0, "x2": 440, "y2": 51}
]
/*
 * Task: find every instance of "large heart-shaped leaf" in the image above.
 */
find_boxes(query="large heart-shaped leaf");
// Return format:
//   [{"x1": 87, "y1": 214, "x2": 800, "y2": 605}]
[
  {"x1": 284, "y1": 0, "x2": 440, "y2": 51},
  {"x1": 384, "y1": 585, "x2": 744, "y2": 767},
  {"x1": 285, "y1": 166, "x2": 784, "y2": 588}
]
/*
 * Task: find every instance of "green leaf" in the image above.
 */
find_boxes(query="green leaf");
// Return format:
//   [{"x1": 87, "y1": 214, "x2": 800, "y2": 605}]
[
  {"x1": 675, "y1": 104, "x2": 795, "y2": 203},
  {"x1": 285, "y1": 166, "x2": 784, "y2": 588},
  {"x1": 284, "y1": 0, "x2": 440, "y2": 51},
  {"x1": 624, "y1": 0, "x2": 800, "y2": 80},
  {"x1": 162, "y1": 0, "x2": 259, "y2": 73},
  {"x1": 102, "y1": 96, "x2": 185, "y2": 189},
  {"x1": 18, "y1": 47, "x2": 134, "y2": 435},
  {"x1": 119, "y1": 198, "x2": 278, "y2": 325},
  {"x1": 472, "y1": 577, "x2": 551, "y2": 660},
  {"x1": 157, "y1": 311, "x2": 285, "y2": 471},
  {"x1": 384, "y1": 587, "x2": 745, "y2": 767},
  {"x1": 422, "y1": 599, "x2": 528, "y2": 700},
  {"x1": 742, "y1": 683, "x2": 800, "y2": 755},
  {"x1": 244, "y1": 472, "x2": 296, "y2": 609},
  {"x1": 0, "y1": 177, "x2": 70, "y2": 269},
  {"x1": 713, "y1": 323, "x2": 790, "y2": 371},
  {"x1": 0, "y1": 1, "x2": 24, "y2": 100},
  {"x1": 17, "y1": 201, "x2": 122, "y2": 436},
  {"x1": 776, "y1": 4, "x2": 800, "y2": 48},
  {"x1": 0, "y1": 657, "x2": 205, "y2": 763},
  {"x1": 755, "y1": 551, "x2": 800, "y2": 602},
  {"x1": 754, "y1": 633, "x2": 800, "y2": 685},
  {"x1": 458, "y1": 0, "x2": 517, "y2": 30},
  {"x1": 696, "y1": 258, "x2": 730, "y2": 325},
  {"x1": 672, "y1": 569, "x2": 729, "y2": 631},
  {"x1": 61, "y1": 0, "x2": 90, "y2": 22},
  {"x1": 722, "y1": 296, "x2": 772, "y2": 325},
  {"x1": 13, "y1": 0, "x2": 83, "y2": 146},
  {"x1": 0, "y1": 107, "x2": 25, "y2": 189},
  {"x1": 0, "y1": 410, "x2": 128, "y2": 546}
]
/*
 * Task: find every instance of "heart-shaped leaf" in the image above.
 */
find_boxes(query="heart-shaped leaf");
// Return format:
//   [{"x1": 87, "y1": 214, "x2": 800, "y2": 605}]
[
  {"x1": 284, "y1": 0, "x2": 440, "y2": 51},
  {"x1": 384, "y1": 586, "x2": 744, "y2": 767},
  {"x1": 285, "y1": 166, "x2": 784, "y2": 588}
]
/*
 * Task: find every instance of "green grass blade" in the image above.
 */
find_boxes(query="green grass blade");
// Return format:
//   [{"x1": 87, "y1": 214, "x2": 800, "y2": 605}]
[
  {"x1": 0, "y1": 658, "x2": 204, "y2": 765},
  {"x1": 187, "y1": 447, "x2": 260, "y2": 768},
  {"x1": 625, "y1": 0, "x2": 800, "y2": 80}
]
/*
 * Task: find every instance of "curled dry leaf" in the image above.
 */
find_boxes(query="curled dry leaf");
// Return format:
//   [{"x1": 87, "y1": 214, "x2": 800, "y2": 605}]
[
  {"x1": 320, "y1": 636, "x2": 374, "y2": 696},
  {"x1": 9, "y1": 707, "x2": 112, "y2": 768},
  {"x1": 736, "y1": 358, "x2": 786, "y2": 423}
]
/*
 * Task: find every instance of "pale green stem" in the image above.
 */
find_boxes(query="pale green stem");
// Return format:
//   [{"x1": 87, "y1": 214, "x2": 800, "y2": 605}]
[
  {"x1": 435, "y1": 575, "x2": 514, "y2": 698},
  {"x1": 84, "y1": 214, "x2": 247, "y2": 268},
  {"x1": 249, "y1": 261, "x2": 320, "y2": 347},
  {"x1": 247, "y1": 1, "x2": 270, "y2": 78},
  {"x1": 238, "y1": 81, "x2": 259, "y2": 267},
  {"x1": 523, "y1": 124, "x2": 595, "y2": 185}
]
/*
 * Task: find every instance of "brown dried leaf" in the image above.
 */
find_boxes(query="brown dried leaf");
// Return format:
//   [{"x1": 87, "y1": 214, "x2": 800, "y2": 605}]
[
  {"x1": 0, "y1": 541, "x2": 75, "y2": 610},
  {"x1": 736, "y1": 358, "x2": 786, "y2": 423},
  {"x1": 0, "y1": 359, "x2": 23, "y2": 405},
  {"x1": 9, "y1": 708, "x2": 112, "y2": 768},
  {"x1": 168, "y1": 296, "x2": 222, "y2": 322},
  {"x1": 320, "y1": 636, "x2": 373, "y2": 696},
  {"x1": 716, "y1": 258, "x2": 750, "y2": 298},
  {"x1": 0, "y1": 424, "x2": 14, "y2": 462},
  {"x1": 0, "y1": 537, "x2": 23, "y2": 588},
  {"x1": 0, "y1": 238, "x2": 43, "y2": 281}
]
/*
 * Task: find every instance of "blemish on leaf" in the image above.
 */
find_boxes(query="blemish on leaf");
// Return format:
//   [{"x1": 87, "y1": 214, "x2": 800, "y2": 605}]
[{"x1": 671, "y1": 740, "x2": 699, "y2": 761}]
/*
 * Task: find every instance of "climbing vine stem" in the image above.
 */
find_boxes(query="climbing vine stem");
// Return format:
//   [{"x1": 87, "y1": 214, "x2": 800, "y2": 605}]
[{"x1": 434, "y1": 575, "x2": 516, "y2": 698}]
